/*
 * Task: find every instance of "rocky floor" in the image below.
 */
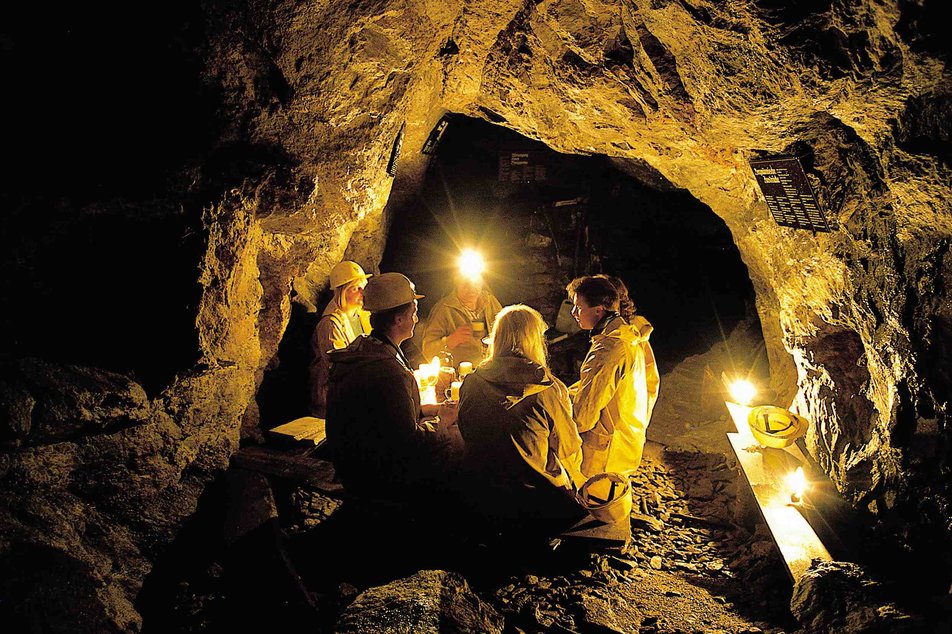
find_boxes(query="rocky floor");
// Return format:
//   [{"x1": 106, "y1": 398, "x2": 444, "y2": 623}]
[
  {"x1": 141, "y1": 320, "x2": 808, "y2": 632},
  {"x1": 464, "y1": 446, "x2": 798, "y2": 634},
  {"x1": 144, "y1": 442, "x2": 800, "y2": 633}
]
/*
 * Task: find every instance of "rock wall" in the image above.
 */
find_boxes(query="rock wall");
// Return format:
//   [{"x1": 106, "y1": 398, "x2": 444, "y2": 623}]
[{"x1": 1, "y1": 0, "x2": 950, "y2": 629}]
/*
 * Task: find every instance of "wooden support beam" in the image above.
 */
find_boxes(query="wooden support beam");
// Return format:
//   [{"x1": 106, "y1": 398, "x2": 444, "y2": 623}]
[{"x1": 232, "y1": 444, "x2": 343, "y2": 496}]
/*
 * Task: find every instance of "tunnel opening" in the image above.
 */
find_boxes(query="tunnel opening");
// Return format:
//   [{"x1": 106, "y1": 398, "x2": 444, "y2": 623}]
[
  {"x1": 257, "y1": 114, "x2": 769, "y2": 445},
  {"x1": 380, "y1": 115, "x2": 763, "y2": 379}
]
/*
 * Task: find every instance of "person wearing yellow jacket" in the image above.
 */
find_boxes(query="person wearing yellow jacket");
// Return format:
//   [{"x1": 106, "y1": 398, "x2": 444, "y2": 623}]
[
  {"x1": 567, "y1": 275, "x2": 660, "y2": 476},
  {"x1": 308, "y1": 261, "x2": 372, "y2": 418},
  {"x1": 457, "y1": 304, "x2": 586, "y2": 533},
  {"x1": 422, "y1": 274, "x2": 502, "y2": 366}
]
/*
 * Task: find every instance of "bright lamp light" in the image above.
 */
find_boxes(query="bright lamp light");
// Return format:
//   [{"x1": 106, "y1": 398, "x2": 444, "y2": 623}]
[
  {"x1": 728, "y1": 379, "x2": 757, "y2": 406},
  {"x1": 457, "y1": 249, "x2": 485, "y2": 281}
]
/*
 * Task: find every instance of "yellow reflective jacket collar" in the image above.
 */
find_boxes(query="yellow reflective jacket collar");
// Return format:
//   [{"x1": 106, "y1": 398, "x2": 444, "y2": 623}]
[{"x1": 591, "y1": 314, "x2": 653, "y2": 346}]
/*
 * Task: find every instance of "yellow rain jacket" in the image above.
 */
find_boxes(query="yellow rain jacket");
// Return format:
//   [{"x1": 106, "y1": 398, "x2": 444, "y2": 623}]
[
  {"x1": 421, "y1": 290, "x2": 502, "y2": 365},
  {"x1": 572, "y1": 314, "x2": 659, "y2": 476},
  {"x1": 308, "y1": 299, "x2": 358, "y2": 418}
]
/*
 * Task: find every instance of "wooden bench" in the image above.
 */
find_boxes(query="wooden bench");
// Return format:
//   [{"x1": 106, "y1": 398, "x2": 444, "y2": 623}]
[{"x1": 725, "y1": 402, "x2": 832, "y2": 583}]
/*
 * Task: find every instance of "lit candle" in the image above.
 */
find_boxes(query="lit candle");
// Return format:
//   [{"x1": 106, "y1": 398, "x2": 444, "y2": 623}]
[
  {"x1": 416, "y1": 357, "x2": 442, "y2": 402},
  {"x1": 421, "y1": 385, "x2": 437, "y2": 406},
  {"x1": 459, "y1": 362, "x2": 473, "y2": 377},
  {"x1": 786, "y1": 466, "x2": 807, "y2": 504}
]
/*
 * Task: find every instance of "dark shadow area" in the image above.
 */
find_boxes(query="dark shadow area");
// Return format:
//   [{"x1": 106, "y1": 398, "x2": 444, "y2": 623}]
[
  {"x1": 1, "y1": 3, "x2": 214, "y2": 204},
  {"x1": 0, "y1": 3, "x2": 216, "y2": 394},
  {"x1": 256, "y1": 302, "x2": 321, "y2": 430},
  {"x1": 0, "y1": 207, "x2": 205, "y2": 395}
]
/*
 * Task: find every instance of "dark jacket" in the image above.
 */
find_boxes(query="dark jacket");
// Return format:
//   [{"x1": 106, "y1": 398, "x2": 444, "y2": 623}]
[
  {"x1": 457, "y1": 354, "x2": 585, "y2": 527},
  {"x1": 326, "y1": 333, "x2": 460, "y2": 500}
]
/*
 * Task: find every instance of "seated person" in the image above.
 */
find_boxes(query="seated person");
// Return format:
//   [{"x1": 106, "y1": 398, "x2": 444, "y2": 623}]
[
  {"x1": 457, "y1": 304, "x2": 586, "y2": 535},
  {"x1": 326, "y1": 273, "x2": 463, "y2": 504},
  {"x1": 567, "y1": 275, "x2": 659, "y2": 477},
  {"x1": 308, "y1": 260, "x2": 371, "y2": 418},
  {"x1": 422, "y1": 273, "x2": 502, "y2": 366}
]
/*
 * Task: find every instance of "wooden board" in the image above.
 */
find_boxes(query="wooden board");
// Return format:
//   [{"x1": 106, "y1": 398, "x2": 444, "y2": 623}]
[
  {"x1": 268, "y1": 416, "x2": 327, "y2": 446},
  {"x1": 727, "y1": 432, "x2": 832, "y2": 583},
  {"x1": 559, "y1": 515, "x2": 630, "y2": 545},
  {"x1": 232, "y1": 444, "x2": 343, "y2": 496}
]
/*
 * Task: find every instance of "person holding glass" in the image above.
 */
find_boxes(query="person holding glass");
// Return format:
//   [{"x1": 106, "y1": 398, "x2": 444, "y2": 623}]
[{"x1": 422, "y1": 272, "x2": 502, "y2": 367}]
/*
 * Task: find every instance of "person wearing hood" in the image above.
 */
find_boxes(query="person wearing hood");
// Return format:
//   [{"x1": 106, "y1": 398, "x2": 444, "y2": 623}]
[
  {"x1": 422, "y1": 273, "x2": 502, "y2": 366},
  {"x1": 457, "y1": 304, "x2": 586, "y2": 533},
  {"x1": 568, "y1": 275, "x2": 659, "y2": 476},
  {"x1": 325, "y1": 272, "x2": 463, "y2": 502},
  {"x1": 309, "y1": 261, "x2": 372, "y2": 419}
]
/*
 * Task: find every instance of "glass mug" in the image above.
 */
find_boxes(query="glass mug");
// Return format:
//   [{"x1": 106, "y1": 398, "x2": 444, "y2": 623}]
[
  {"x1": 471, "y1": 320, "x2": 486, "y2": 339},
  {"x1": 444, "y1": 380, "x2": 462, "y2": 402},
  {"x1": 435, "y1": 365, "x2": 456, "y2": 397}
]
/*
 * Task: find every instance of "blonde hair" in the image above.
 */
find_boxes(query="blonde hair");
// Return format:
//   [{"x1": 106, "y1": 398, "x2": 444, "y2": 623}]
[
  {"x1": 486, "y1": 304, "x2": 549, "y2": 368},
  {"x1": 334, "y1": 278, "x2": 363, "y2": 313}
]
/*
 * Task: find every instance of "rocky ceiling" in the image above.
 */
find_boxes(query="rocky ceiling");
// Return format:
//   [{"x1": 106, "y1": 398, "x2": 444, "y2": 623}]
[{"x1": 1, "y1": 0, "x2": 950, "y2": 630}]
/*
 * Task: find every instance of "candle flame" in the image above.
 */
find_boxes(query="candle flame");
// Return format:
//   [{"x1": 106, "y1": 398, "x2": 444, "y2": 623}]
[
  {"x1": 786, "y1": 466, "x2": 808, "y2": 503},
  {"x1": 415, "y1": 357, "x2": 443, "y2": 404}
]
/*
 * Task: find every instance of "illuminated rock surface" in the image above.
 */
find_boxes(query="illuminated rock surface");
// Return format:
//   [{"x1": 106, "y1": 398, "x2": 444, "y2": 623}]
[
  {"x1": 1, "y1": 0, "x2": 950, "y2": 631},
  {"x1": 336, "y1": 569, "x2": 503, "y2": 634}
]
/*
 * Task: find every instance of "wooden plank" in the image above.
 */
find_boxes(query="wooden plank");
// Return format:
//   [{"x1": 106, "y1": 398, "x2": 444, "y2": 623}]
[
  {"x1": 232, "y1": 445, "x2": 343, "y2": 496},
  {"x1": 268, "y1": 416, "x2": 327, "y2": 446},
  {"x1": 559, "y1": 515, "x2": 630, "y2": 545},
  {"x1": 727, "y1": 432, "x2": 832, "y2": 583}
]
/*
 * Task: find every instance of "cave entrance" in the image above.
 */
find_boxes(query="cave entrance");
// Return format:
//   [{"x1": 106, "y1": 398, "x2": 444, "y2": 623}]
[
  {"x1": 382, "y1": 115, "x2": 766, "y2": 392},
  {"x1": 258, "y1": 115, "x2": 768, "y2": 443}
]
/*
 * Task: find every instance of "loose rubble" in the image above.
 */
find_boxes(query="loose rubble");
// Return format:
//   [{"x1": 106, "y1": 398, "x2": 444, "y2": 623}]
[
  {"x1": 475, "y1": 449, "x2": 796, "y2": 634},
  {"x1": 150, "y1": 444, "x2": 942, "y2": 633}
]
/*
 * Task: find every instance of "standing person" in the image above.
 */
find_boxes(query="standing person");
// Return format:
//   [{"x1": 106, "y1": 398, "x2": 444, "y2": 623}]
[
  {"x1": 325, "y1": 273, "x2": 462, "y2": 502},
  {"x1": 308, "y1": 261, "x2": 372, "y2": 418},
  {"x1": 422, "y1": 273, "x2": 502, "y2": 366},
  {"x1": 457, "y1": 304, "x2": 586, "y2": 534},
  {"x1": 568, "y1": 275, "x2": 660, "y2": 476}
]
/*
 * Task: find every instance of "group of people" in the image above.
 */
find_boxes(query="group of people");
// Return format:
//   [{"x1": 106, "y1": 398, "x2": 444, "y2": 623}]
[{"x1": 309, "y1": 261, "x2": 659, "y2": 536}]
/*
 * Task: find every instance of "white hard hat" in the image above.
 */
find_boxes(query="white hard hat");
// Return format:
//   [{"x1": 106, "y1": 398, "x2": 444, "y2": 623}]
[
  {"x1": 329, "y1": 261, "x2": 372, "y2": 289},
  {"x1": 578, "y1": 472, "x2": 632, "y2": 524},
  {"x1": 362, "y1": 272, "x2": 424, "y2": 312}
]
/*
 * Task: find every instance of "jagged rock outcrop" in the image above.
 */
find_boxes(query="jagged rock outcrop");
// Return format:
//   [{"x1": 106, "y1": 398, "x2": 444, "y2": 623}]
[
  {"x1": 336, "y1": 569, "x2": 503, "y2": 633},
  {"x1": 201, "y1": 0, "x2": 951, "y2": 546},
  {"x1": 1, "y1": 0, "x2": 950, "y2": 630},
  {"x1": 791, "y1": 560, "x2": 920, "y2": 633}
]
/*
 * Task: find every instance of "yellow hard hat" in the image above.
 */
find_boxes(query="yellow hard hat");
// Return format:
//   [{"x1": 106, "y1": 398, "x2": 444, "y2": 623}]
[
  {"x1": 747, "y1": 406, "x2": 809, "y2": 448},
  {"x1": 329, "y1": 261, "x2": 372, "y2": 289}
]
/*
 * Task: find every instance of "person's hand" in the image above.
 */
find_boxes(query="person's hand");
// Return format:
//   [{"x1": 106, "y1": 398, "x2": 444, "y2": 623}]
[
  {"x1": 446, "y1": 325, "x2": 473, "y2": 349},
  {"x1": 436, "y1": 399, "x2": 459, "y2": 427}
]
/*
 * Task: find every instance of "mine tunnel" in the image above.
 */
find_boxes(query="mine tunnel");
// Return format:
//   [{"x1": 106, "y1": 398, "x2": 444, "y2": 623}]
[
  {"x1": 2, "y1": 2, "x2": 952, "y2": 633},
  {"x1": 258, "y1": 114, "x2": 766, "y2": 429}
]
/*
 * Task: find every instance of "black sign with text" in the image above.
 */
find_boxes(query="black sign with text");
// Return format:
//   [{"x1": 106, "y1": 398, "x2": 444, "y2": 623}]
[
  {"x1": 749, "y1": 157, "x2": 832, "y2": 232},
  {"x1": 498, "y1": 150, "x2": 547, "y2": 183}
]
